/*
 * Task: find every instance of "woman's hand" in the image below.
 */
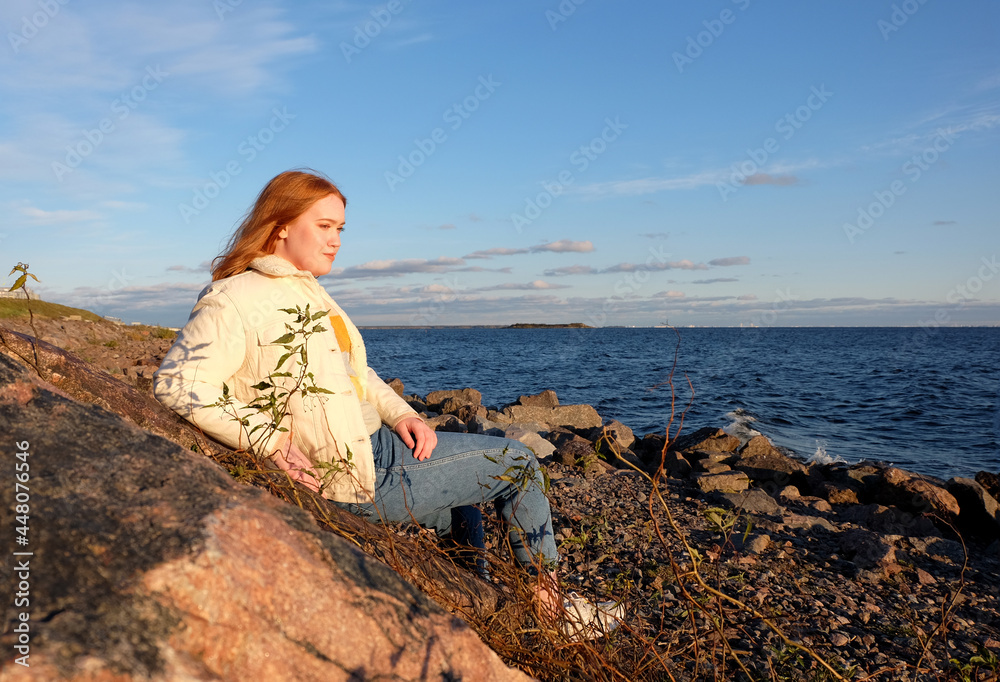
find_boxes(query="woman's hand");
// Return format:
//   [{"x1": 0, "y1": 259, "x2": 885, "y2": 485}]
[
  {"x1": 271, "y1": 437, "x2": 321, "y2": 493},
  {"x1": 394, "y1": 417, "x2": 438, "y2": 461}
]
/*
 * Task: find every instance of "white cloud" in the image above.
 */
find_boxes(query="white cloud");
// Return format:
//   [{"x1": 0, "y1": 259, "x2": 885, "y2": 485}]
[
  {"x1": 327, "y1": 257, "x2": 467, "y2": 279},
  {"x1": 11, "y1": 202, "x2": 102, "y2": 225},
  {"x1": 532, "y1": 240, "x2": 593, "y2": 253},
  {"x1": 476, "y1": 280, "x2": 570, "y2": 291},
  {"x1": 708, "y1": 257, "x2": 751, "y2": 267}
]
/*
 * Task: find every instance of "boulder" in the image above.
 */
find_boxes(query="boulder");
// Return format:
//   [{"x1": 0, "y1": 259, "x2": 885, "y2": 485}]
[
  {"x1": 500, "y1": 404, "x2": 602, "y2": 430},
  {"x1": 838, "y1": 504, "x2": 939, "y2": 537},
  {"x1": 426, "y1": 414, "x2": 468, "y2": 433},
  {"x1": 975, "y1": 471, "x2": 1000, "y2": 501},
  {"x1": 636, "y1": 433, "x2": 667, "y2": 460},
  {"x1": 878, "y1": 467, "x2": 960, "y2": 520},
  {"x1": 733, "y1": 436, "x2": 808, "y2": 486},
  {"x1": 839, "y1": 529, "x2": 900, "y2": 574},
  {"x1": 716, "y1": 490, "x2": 783, "y2": 517},
  {"x1": 504, "y1": 425, "x2": 556, "y2": 459},
  {"x1": 660, "y1": 450, "x2": 692, "y2": 478},
  {"x1": 669, "y1": 427, "x2": 739, "y2": 454},
  {"x1": 555, "y1": 437, "x2": 595, "y2": 467},
  {"x1": 515, "y1": 389, "x2": 559, "y2": 408},
  {"x1": 467, "y1": 415, "x2": 505, "y2": 437},
  {"x1": 695, "y1": 471, "x2": 750, "y2": 494},
  {"x1": 812, "y1": 480, "x2": 861, "y2": 505},
  {"x1": 426, "y1": 388, "x2": 482, "y2": 411},
  {"x1": 486, "y1": 408, "x2": 514, "y2": 425},
  {"x1": 0, "y1": 353, "x2": 528, "y2": 682},
  {"x1": 693, "y1": 451, "x2": 734, "y2": 472},
  {"x1": 947, "y1": 477, "x2": 1000, "y2": 539},
  {"x1": 783, "y1": 514, "x2": 838, "y2": 533},
  {"x1": 586, "y1": 419, "x2": 635, "y2": 451},
  {"x1": 385, "y1": 377, "x2": 405, "y2": 396},
  {"x1": 405, "y1": 396, "x2": 428, "y2": 413}
]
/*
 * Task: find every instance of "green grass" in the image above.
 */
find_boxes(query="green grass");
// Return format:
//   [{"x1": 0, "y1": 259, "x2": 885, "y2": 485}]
[{"x1": 0, "y1": 298, "x2": 104, "y2": 322}]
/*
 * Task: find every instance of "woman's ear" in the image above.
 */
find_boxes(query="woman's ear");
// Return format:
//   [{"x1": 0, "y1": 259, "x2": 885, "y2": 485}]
[{"x1": 276, "y1": 225, "x2": 288, "y2": 240}]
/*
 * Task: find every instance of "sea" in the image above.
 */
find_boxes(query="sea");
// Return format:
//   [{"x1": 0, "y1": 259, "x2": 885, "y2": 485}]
[{"x1": 363, "y1": 327, "x2": 1000, "y2": 481}]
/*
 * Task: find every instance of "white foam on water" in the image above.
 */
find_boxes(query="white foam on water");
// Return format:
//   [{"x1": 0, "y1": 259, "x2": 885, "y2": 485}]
[
  {"x1": 723, "y1": 409, "x2": 760, "y2": 440},
  {"x1": 807, "y1": 440, "x2": 846, "y2": 465}
]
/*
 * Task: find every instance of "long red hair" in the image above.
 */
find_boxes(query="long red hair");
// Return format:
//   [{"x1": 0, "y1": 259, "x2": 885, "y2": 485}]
[{"x1": 212, "y1": 170, "x2": 347, "y2": 281}]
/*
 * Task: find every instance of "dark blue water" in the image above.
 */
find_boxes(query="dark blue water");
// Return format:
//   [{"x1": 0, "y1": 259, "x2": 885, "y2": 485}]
[{"x1": 364, "y1": 327, "x2": 1000, "y2": 480}]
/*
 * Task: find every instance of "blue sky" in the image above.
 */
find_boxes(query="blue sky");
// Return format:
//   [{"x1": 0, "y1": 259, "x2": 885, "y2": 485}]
[{"x1": 1, "y1": 0, "x2": 998, "y2": 327}]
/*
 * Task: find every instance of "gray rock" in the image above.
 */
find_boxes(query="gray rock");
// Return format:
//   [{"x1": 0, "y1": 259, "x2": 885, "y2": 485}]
[
  {"x1": 778, "y1": 485, "x2": 801, "y2": 499},
  {"x1": 838, "y1": 504, "x2": 939, "y2": 537},
  {"x1": 839, "y1": 528, "x2": 899, "y2": 572},
  {"x1": 486, "y1": 408, "x2": 514, "y2": 425},
  {"x1": 501, "y1": 403, "x2": 602, "y2": 430},
  {"x1": 813, "y1": 480, "x2": 861, "y2": 505},
  {"x1": 976, "y1": 470, "x2": 1000, "y2": 500},
  {"x1": 878, "y1": 467, "x2": 960, "y2": 520},
  {"x1": 734, "y1": 436, "x2": 808, "y2": 485},
  {"x1": 555, "y1": 437, "x2": 595, "y2": 467},
  {"x1": 385, "y1": 377, "x2": 405, "y2": 396},
  {"x1": 695, "y1": 471, "x2": 750, "y2": 494},
  {"x1": 467, "y1": 415, "x2": 505, "y2": 436},
  {"x1": 670, "y1": 427, "x2": 740, "y2": 454},
  {"x1": 515, "y1": 389, "x2": 559, "y2": 408},
  {"x1": 587, "y1": 419, "x2": 635, "y2": 451},
  {"x1": 425, "y1": 414, "x2": 468, "y2": 433},
  {"x1": 508, "y1": 430, "x2": 556, "y2": 459},
  {"x1": 947, "y1": 477, "x2": 1000, "y2": 539},
  {"x1": 655, "y1": 449, "x2": 692, "y2": 478},
  {"x1": 784, "y1": 514, "x2": 838, "y2": 533},
  {"x1": 0, "y1": 353, "x2": 527, "y2": 682},
  {"x1": 718, "y1": 489, "x2": 783, "y2": 517},
  {"x1": 426, "y1": 387, "x2": 482, "y2": 411}
]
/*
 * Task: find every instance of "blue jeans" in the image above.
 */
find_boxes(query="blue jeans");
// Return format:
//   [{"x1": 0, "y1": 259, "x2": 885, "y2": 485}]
[{"x1": 336, "y1": 426, "x2": 558, "y2": 568}]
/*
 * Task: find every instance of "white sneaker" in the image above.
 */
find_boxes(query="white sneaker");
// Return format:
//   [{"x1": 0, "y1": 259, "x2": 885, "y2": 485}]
[{"x1": 560, "y1": 592, "x2": 624, "y2": 640}]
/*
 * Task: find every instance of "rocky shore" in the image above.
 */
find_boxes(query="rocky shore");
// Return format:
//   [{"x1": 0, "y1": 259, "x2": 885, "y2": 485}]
[{"x1": 2, "y1": 314, "x2": 999, "y2": 680}]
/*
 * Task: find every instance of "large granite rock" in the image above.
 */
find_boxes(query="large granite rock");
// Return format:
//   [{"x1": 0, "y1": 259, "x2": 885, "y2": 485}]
[
  {"x1": 695, "y1": 471, "x2": 750, "y2": 494},
  {"x1": 878, "y1": 467, "x2": 960, "y2": 520},
  {"x1": 975, "y1": 471, "x2": 1000, "y2": 501},
  {"x1": 733, "y1": 435, "x2": 809, "y2": 488},
  {"x1": 948, "y1": 477, "x2": 1000, "y2": 539},
  {"x1": 0, "y1": 352, "x2": 528, "y2": 682},
  {"x1": 426, "y1": 387, "x2": 482, "y2": 411},
  {"x1": 515, "y1": 389, "x2": 559, "y2": 408},
  {"x1": 669, "y1": 427, "x2": 739, "y2": 454},
  {"x1": 500, "y1": 404, "x2": 602, "y2": 430}
]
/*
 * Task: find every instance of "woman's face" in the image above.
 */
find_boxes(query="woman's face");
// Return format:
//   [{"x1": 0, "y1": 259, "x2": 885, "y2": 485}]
[{"x1": 272, "y1": 194, "x2": 346, "y2": 277}]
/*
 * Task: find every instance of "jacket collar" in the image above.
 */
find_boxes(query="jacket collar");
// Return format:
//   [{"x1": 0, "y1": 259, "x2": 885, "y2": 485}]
[{"x1": 248, "y1": 254, "x2": 315, "y2": 280}]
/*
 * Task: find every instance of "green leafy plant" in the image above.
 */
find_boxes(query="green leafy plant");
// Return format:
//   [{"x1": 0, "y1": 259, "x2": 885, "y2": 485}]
[
  {"x1": 5, "y1": 262, "x2": 41, "y2": 367},
  {"x1": 950, "y1": 646, "x2": 999, "y2": 682},
  {"x1": 208, "y1": 304, "x2": 351, "y2": 492}
]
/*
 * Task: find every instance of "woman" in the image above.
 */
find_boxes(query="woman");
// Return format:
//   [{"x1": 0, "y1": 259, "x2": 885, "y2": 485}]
[{"x1": 154, "y1": 169, "x2": 621, "y2": 638}]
